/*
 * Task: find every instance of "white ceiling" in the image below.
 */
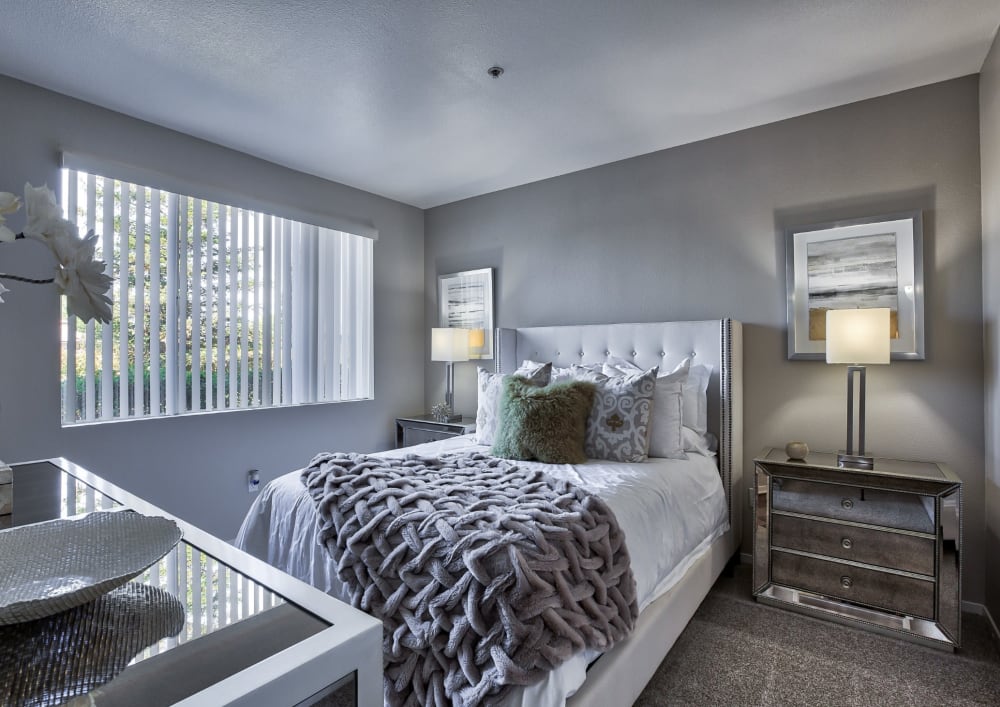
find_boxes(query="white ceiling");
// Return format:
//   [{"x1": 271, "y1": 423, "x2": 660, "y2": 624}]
[{"x1": 2, "y1": 1, "x2": 999, "y2": 208}]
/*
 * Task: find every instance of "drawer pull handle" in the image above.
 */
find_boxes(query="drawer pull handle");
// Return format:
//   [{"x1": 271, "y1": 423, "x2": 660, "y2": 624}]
[
  {"x1": 841, "y1": 498, "x2": 854, "y2": 510},
  {"x1": 840, "y1": 576, "x2": 853, "y2": 589},
  {"x1": 841, "y1": 537, "x2": 853, "y2": 550}
]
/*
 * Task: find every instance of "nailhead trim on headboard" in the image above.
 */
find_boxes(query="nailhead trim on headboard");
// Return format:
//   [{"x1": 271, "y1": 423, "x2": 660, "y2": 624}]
[{"x1": 720, "y1": 318, "x2": 733, "y2": 521}]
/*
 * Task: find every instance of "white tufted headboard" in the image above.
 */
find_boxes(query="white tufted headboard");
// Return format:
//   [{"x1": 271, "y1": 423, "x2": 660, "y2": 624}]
[{"x1": 495, "y1": 319, "x2": 744, "y2": 551}]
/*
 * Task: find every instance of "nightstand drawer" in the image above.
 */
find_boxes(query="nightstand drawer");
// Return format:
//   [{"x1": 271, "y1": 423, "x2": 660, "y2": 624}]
[
  {"x1": 772, "y1": 478, "x2": 934, "y2": 533},
  {"x1": 771, "y1": 550, "x2": 935, "y2": 619},
  {"x1": 402, "y1": 426, "x2": 461, "y2": 447},
  {"x1": 395, "y1": 416, "x2": 476, "y2": 448},
  {"x1": 771, "y1": 513, "x2": 935, "y2": 575}
]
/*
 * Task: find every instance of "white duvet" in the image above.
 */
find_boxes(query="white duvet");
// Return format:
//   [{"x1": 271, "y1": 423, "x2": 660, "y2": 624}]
[{"x1": 235, "y1": 435, "x2": 728, "y2": 706}]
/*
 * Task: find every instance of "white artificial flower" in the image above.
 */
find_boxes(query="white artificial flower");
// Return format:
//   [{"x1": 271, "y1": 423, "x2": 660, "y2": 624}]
[
  {"x1": 53, "y1": 230, "x2": 113, "y2": 323},
  {"x1": 0, "y1": 192, "x2": 20, "y2": 216},
  {"x1": 1, "y1": 183, "x2": 113, "y2": 323},
  {"x1": 32, "y1": 216, "x2": 81, "y2": 263},
  {"x1": 23, "y1": 183, "x2": 63, "y2": 239},
  {"x1": 0, "y1": 281, "x2": 9, "y2": 303}
]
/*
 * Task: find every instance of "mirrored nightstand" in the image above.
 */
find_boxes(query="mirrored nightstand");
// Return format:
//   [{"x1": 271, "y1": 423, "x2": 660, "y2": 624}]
[{"x1": 752, "y1": 448, "x2": 962, "y2": 650}]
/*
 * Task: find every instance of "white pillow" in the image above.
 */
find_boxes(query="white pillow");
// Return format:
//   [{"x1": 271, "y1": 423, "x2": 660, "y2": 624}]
[
  {"x1": 530, "y1": 361, "x2": 603, "y2": 383},
  {"x1": 683, "y1": 427, "x2": 718, "y2": 456},
  {"x1": 682, "y1": 363, "x2": 712, "y2": 436},
  {"x1": 475, "y1": 362, "x2": 552, "y2": 445},
  {"x1": 602, "y1": 354, "x2": 643, "y2": 376}
]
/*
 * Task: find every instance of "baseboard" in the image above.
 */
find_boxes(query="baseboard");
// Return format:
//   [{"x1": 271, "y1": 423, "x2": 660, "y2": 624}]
[
  {"x1": 962, "y1": 600, "x2": 984, "y2": 615},
  {"x1": 959, "y1": 601, "x2": 1000, "y2": 643},
  {"x1": 965, "y1": 601, "x2": 1000, "y2": 642},
  {"x1": 740, "y1": 551, "x2": 752, "y2": 565},
  {"x1": 985, "y1": 604, "x2": 1000, "y2": 644}
]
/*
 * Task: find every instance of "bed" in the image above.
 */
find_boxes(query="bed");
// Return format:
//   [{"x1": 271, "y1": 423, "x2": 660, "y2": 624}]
[{"x1": 236, "y1": 319, "x2": 743, "y2": 707}]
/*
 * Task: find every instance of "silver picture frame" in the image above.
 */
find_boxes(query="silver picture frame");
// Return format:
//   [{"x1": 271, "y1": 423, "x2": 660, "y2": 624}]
[
  {"x1": 786, "y1": 212, "x2": 924, "y2": 360},
  {"x1": 438, "y1": 268, "x2": 494, "y2": 360}
]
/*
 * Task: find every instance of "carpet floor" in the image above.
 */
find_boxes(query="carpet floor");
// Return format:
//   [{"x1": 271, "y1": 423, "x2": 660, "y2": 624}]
[
  {"x1": 320, "y1": 564, "x2": 1000, "y2": 706},
  {"x1": 634, "y1": 565, "x2": 1000, "y2": 706}
]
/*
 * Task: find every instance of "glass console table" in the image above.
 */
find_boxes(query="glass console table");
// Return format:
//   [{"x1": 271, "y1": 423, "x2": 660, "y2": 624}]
[{"x1": 0, "y1": 458, "x2": 382, "y2": 706}]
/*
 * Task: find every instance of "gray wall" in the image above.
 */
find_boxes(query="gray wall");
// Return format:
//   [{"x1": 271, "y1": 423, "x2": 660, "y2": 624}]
[
  {"x1": 981, "y1": 34, "x2": 1000, "y2": 623},
  {"x1": 425, "y1": 77, "x2": 987, "y2": 603},
  {"x1": 0, "y1": 75, "x2": 425, "y2": 539}
]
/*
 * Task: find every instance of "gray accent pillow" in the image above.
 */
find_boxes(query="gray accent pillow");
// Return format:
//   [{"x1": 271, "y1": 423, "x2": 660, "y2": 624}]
[
  {"x1": 572, "y1": 367, "x2": 658, "y2": 462},
  {"x1": 475, "y1": 362, "x2": 552, "y2": 446},
  {"x1": 491, "y1": 378, "x2": 596, "y2": 464},
  {"x1": 605, "y1": 355, "x2": 713, "y2": 451},
  {"x1": 603, "y1": 360, "x2": 689, "y2": 459}
]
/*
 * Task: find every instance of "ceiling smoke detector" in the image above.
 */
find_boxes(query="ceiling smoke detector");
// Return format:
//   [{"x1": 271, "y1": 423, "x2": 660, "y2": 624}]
[{"x1": 487, "y1": 66, "x2": 504, "y2": 79}]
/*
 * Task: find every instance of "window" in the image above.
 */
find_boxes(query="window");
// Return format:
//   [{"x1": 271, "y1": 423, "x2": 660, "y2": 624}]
[{"x1": 60, "y1": 168, "x2": 373, "y2": 424}]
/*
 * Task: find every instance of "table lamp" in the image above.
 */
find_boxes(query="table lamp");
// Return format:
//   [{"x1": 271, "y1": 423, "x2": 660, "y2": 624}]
[
  {"x1": 826, "y1": 308, "x2": 890, "y2": 469},
  {"x1": 431, "y1": 328, "x2": 470, "y2": 421}
]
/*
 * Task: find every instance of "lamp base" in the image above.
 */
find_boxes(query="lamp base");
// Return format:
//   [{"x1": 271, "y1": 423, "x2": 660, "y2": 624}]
[{"x1": 837, "y1": 452, "x2": 874, "y2": 470}]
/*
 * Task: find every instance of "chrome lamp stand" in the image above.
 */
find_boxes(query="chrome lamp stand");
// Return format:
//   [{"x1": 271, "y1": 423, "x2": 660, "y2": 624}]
[
  {"x1": 441, "y1": 362, "x2": 461, "y2": 422},
  {"x1": 838, "y1": 365, "x2": 874, "y2": 469}
]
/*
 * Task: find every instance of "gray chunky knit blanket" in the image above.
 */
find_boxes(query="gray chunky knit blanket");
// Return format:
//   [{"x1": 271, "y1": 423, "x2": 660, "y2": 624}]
[{"x1": 301, "y1": 451, "x2": 638, "y2": 707}]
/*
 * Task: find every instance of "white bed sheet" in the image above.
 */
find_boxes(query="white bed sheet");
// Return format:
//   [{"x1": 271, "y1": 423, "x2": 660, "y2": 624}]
[{"x1": 235, "y1": 435, "x2": 728, "y2": 705}]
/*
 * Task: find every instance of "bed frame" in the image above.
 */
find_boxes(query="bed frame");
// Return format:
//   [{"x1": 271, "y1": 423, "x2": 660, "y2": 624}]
[{"x1": 495, "y1": 319, "x2": 743, "y2": 706}]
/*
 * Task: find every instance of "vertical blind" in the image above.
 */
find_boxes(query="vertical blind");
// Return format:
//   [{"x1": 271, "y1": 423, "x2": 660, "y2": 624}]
[{"x1": 60, "y1": 169, "x2": 373, "y2": 424}]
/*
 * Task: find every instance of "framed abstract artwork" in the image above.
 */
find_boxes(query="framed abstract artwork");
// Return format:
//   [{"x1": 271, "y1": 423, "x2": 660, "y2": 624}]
[
  {"x1": 438, "y1": 268, "x2": 494, "y2": 359},
  {"x1": 785, "y1": 212, "x2": 924, "y2": 360}
]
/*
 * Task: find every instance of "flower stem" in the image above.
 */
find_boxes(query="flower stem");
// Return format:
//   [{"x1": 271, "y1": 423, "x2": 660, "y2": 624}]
[{"x1": 0, "y1": 273, "x2": 55, "y2": 284}]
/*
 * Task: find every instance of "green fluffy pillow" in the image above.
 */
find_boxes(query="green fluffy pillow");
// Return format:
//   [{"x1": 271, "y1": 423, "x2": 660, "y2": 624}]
[{"x1": 492, "y1": 376, "x2": 596, "y2": 464}]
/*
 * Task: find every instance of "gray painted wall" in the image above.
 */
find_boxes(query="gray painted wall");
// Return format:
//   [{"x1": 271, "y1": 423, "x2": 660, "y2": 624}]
[
  {"x1": 0, "y1": 75, "x2": 425, "y2": 539},
  {"x1": 981, "y1": 34, "x2": 1000, "y2": 623},
  {"x1": 425, "y1": 77, "x2": 987, "y2": 603}
]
